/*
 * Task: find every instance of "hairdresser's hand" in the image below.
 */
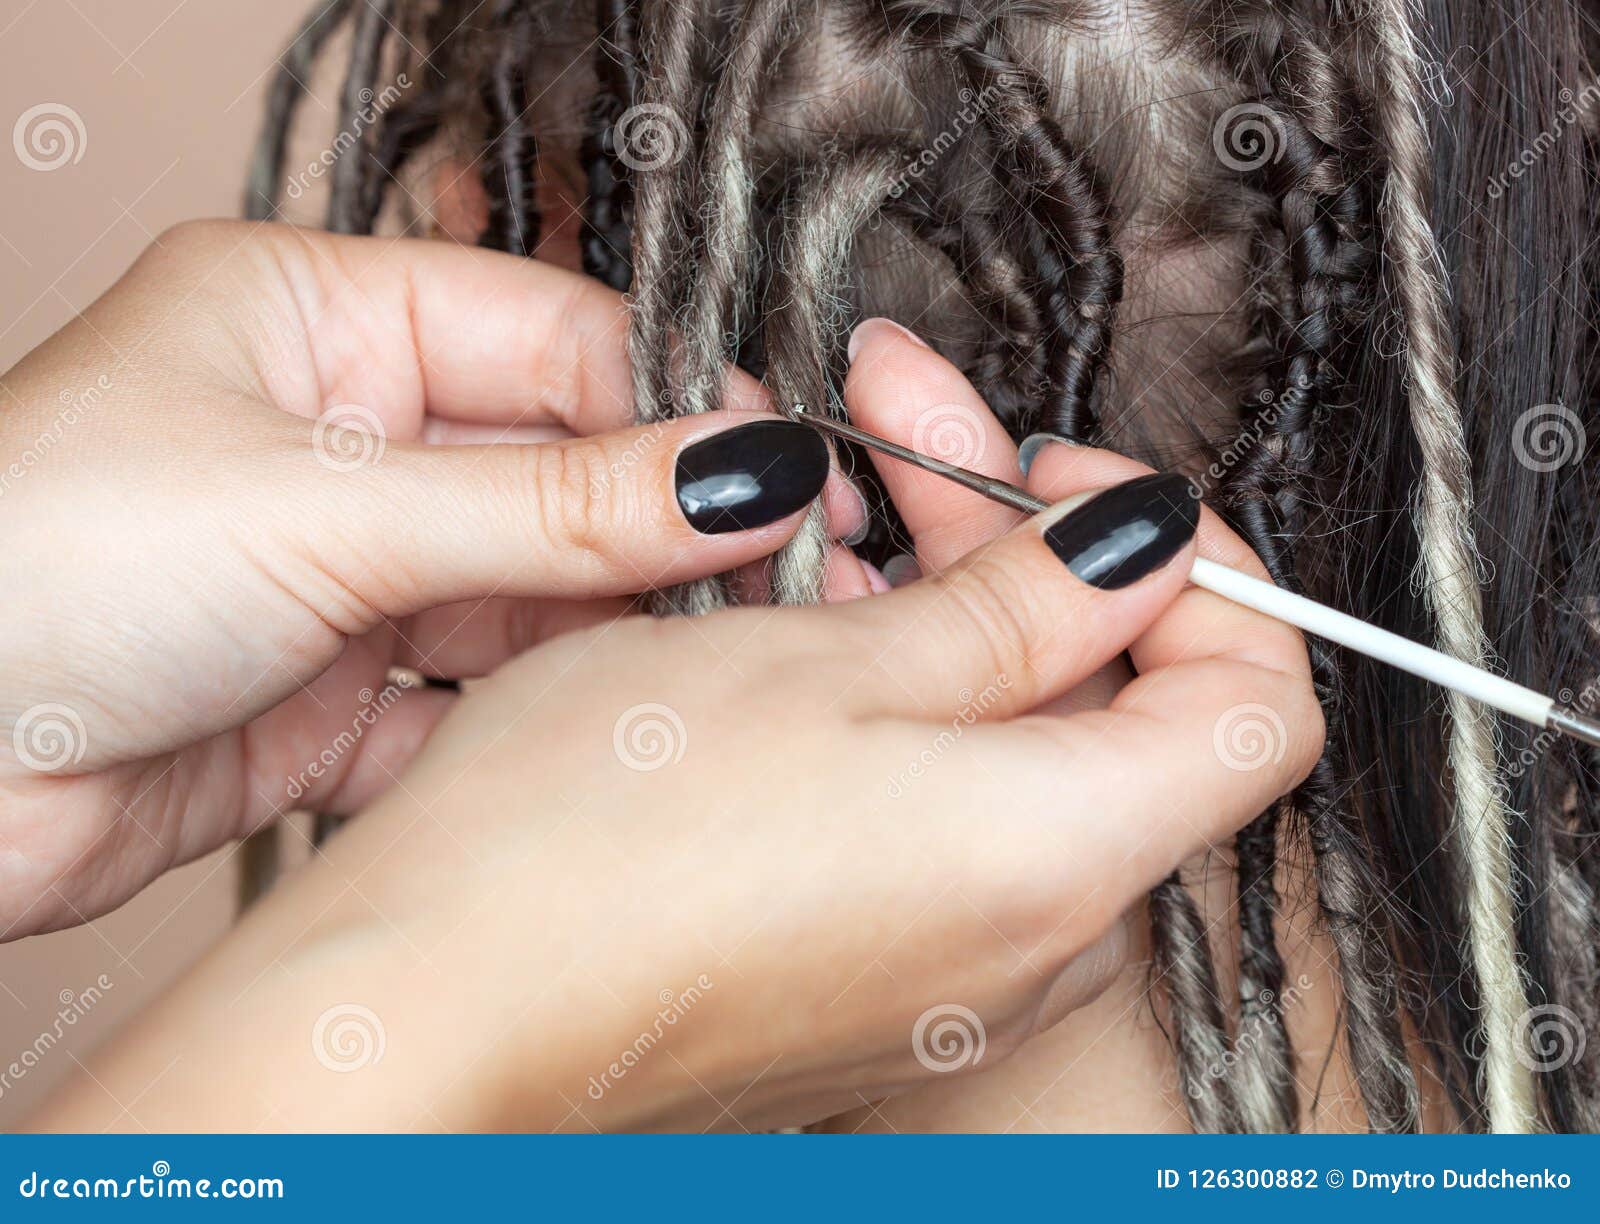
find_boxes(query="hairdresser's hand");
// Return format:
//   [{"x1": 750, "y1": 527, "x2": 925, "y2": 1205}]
[
  {"x1": 0, "y1": 220, "x2": 867, "y2": 937},
  {"x1": 32, "y1": 326, "x2": 1323, "y2": 1133}
]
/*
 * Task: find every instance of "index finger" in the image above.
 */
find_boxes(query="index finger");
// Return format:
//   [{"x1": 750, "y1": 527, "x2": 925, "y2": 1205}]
[
  {"x1": 265, "y1": 226, "x2": 773, "y2": 434},
  {"x1": 1024, "y1": 439, "x2": 1314, "y2": 681},
  {"x1": 1009, "y1": 440, "x2": 1323, "y2": 919},
  {"x1": 841, "y1": 318, "x2": 1023, "y2": 569}
]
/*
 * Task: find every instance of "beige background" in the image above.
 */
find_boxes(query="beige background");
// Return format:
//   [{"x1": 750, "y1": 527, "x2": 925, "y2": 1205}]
[{"x1": 0, "y1": 0, "x2": 311, "y2": 1124}]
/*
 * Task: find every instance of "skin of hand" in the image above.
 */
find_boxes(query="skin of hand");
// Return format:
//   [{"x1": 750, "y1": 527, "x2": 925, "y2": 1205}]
[
  {"x1": 28, "y1": 320, "x2": 1324, "y2": 1133},
  {"x1": 0, "y1": 220, "x2": 871, "y2": 938},
  {"x1": 823, "y1": 319, "x2": 1320, "y2": 1132}
]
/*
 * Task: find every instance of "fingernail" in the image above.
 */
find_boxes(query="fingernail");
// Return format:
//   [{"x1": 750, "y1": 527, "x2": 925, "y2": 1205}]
[
  {"x1": 1044, "y1": 474, "x2": 1198, "y2": 589},
  {"x1": 847, "y1": 317, "x2": 931, "y2": 363},
  {"x1": 840, "y1": 480, "x2": 872, "y2": 547},
  {"x1": 882, "y1": 553, "x2": 922, "y2": 587},
  {"x1": 861, "y1": 560, "x2": 892, "y2": 594},
  {"x1": 1017, "y1": 432, "x2": 1075, "y2": 477},
  {"x1": 675, "y1": 420, "x2": 830, "y2": 534}
]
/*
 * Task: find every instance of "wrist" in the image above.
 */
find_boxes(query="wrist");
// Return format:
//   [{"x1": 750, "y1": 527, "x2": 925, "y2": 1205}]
[
  {"x1": 25, "y1": 897, "x2": 484, "y2": 1132},
  {"x1": 29, "y1": 809, "x2": 734, "y2": 1132},
  {"x1": 323, "y1": 786, "x2": 759, "y2": 1131}
]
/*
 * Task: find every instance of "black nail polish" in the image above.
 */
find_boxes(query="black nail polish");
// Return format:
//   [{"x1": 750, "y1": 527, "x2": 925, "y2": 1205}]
[
  {"x1": 1044, "y1": 474, "x2": 1199, "y2": 589},
  {"x1": 674, "y1": 420, "x2": 830, "y2": 534}
]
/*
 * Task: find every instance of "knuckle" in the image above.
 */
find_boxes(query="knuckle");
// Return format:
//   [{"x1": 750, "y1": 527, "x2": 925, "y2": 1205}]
[
  {"x1": 136, "y1": 221, "x2": 274, "y2": 306},
  {"x1": 149, "y1": 219, "x2": 259, "y2": 269},
  {"x1": 931, "y1": 554, "x2": 1043, "y2": 689},
  {"x1": 153, "y1": 217, "x2": 237, "y2": 251},
  {"x1": 524, "y1": 442, "x2": 627, "y2": 579},
  {"x1": 1261, "y1": 618, "x2": 1315, "y2": 681},
  {"x1": 1270, "y1": 668, "x2": 1327, "y2": 786},
  {"x1": 1287, "y1": 686, "x2": 1328, "y2": 784}
]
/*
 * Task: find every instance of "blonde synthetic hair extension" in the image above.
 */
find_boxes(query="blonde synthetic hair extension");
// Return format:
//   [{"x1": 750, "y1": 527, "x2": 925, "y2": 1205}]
[
  {"x1": 632, "y1": 0, "x2": 728, "y2": 618},
  {"x1": 256, "y1": 0, "x2": 1600, "y2": 1131},
  {"x1": 764, "y1": 144, "x2": 906, "y2": 604},
  {"x1": 1360, "y1": 0, "x2": 1536, "y2": 1132},
  {"x1": 679, "y1": 0, "x2": 805, "y2": 418},
  {"x1": 627, "y1": 0, "x2": 698, "y2": 431}
]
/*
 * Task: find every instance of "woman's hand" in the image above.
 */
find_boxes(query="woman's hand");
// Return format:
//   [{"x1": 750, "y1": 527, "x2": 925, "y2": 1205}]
[
  {"x1": 0, "y1": 221, "x2": 866, "y2": 937},
  {"x1": 32, "y1": 322, "x2": 1324, "y2": 1133}
]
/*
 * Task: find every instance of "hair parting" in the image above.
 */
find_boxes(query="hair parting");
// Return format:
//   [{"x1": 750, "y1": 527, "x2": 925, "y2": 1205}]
[
  {"x1": 887, "y1": 192, "x2": 1046, "y2": 422},
  {"x1": 883, "y1": 1, "x2": 1124, "y2": 441}
]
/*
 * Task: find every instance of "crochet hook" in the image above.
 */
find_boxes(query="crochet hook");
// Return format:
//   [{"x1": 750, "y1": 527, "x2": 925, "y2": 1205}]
[{"x1": 792, "y1": 405, "x2": 1600, "y2": 751}]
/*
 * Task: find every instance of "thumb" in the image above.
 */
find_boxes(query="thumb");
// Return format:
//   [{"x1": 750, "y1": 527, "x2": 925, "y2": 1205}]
[
  {"x1": 272, "y1": 411, "x2": 853, "y2": 619},
  {"x1": 826, "y1": 474, "x2": 1201, "y2": 719}
]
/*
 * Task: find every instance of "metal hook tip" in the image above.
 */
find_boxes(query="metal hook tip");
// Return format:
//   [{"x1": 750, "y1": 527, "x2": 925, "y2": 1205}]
[{"x1": 1549, "y1": 705, "x2": 1600, "y2": 749}]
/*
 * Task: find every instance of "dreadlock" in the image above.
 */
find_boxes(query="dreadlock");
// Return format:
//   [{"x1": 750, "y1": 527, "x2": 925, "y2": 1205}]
[
  {"x1": 247, "y1": 0, "x2": 1600, "y2": 1132},
  {"x1": 1192, "y1": 0, "x2": 1419, "y2": 1133}
]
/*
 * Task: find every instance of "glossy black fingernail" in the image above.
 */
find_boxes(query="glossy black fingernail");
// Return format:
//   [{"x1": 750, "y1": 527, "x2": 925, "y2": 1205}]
[
  {"x1": 674, "y1": 420, "x2": 830, "y2": 534},
  {"x1": 1044, "y1": 474, "x2": 1199, "y2": 589}
]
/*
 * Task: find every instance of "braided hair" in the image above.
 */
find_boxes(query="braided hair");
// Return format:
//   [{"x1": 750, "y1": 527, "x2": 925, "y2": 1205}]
[
  {"x1": 579, "y1": 0, "x2": 640, "y2": 290},
  {"x1": 880, "y1": 1, "x2": 1123, "y2": 441},
  {"x1": 1191, "y1": 0, "x2": 1419, "y2": 1133},
  {"x1": 247, "y1": 0, "x2": 1600, "y2": 1132},
  {"x1": 477, "y1": 0, "x2": 544, "y2": 256}
]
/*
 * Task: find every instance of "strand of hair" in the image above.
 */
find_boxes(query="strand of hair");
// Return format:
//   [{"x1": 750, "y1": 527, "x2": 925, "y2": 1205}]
[{"x1": 327, "y1": 0, "x2": 394, "y2": 235}]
